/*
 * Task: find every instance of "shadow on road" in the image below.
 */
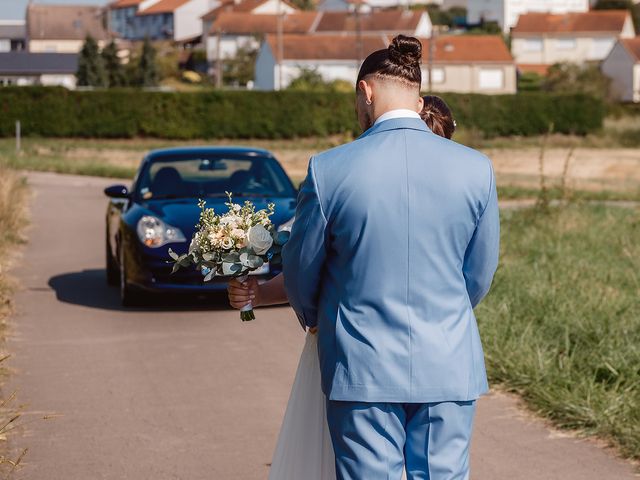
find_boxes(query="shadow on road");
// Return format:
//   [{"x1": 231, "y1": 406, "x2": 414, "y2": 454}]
[{"x1": 48, "y1": 269, "x2": 230, "y2": 312}]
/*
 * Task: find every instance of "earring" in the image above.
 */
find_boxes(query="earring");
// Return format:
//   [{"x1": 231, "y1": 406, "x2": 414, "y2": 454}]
[{"x1": 365, "y1": 99, "x2": 372, "y2": 106}]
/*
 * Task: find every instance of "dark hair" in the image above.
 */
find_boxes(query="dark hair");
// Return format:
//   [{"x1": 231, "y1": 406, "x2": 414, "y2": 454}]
[
  {"x1": 356, "y1": 35, "x2": 422, "y2": 87},
  {"x1": 420, "y1": 95, "x2": 456, "y2": 139}
]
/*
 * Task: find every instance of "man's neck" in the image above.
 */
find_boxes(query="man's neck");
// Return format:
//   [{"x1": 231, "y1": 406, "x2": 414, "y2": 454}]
[{"x1": 373, "y1": 108, "x2": 421, "y2": 126}]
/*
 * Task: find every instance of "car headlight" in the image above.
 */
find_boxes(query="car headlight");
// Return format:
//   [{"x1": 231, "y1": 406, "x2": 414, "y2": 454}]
[
  {"x1": 278, "y1": 216, "x2": 295, "y2": 232},
  {"x1": 136, "y1": 215, "x2": 186, "y2": 248}
]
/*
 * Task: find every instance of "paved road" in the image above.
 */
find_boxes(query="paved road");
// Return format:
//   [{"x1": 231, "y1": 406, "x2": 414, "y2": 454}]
[{"x1": 6, "y1": 172, "x2": 638, "y2": 479}]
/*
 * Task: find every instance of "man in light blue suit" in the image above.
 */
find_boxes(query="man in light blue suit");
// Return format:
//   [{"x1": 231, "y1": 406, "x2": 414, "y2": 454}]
[{"x1": 282, "y1": 34, "x2": 500, "y2": 480}]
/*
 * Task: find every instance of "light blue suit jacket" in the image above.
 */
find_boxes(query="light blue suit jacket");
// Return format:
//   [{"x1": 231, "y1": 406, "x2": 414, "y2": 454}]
[{"x1": 282, "y1": 117, "x2": 500, "y2": 403}]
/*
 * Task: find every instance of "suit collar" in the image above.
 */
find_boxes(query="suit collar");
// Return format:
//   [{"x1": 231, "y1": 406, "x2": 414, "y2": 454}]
[{"x1": 357, "y1": 117, "x2": 430, "y2": 140}]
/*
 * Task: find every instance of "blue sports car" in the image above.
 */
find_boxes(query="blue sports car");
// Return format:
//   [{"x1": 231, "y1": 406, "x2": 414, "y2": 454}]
[{"x1": 104, "y1": 147, "x2": 298, "y2": 306}]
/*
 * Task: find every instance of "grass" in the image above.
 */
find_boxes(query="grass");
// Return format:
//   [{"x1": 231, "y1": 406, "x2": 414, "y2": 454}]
[
  {"x1": 0, "y1": 168, "x2": 29, "y2": 474},
  {"x1": 2, "y1": 135, "x2": 638, "y2": 202},
  {"x1": 477, "y1": 202, "x2": 640, "y2": 460}
]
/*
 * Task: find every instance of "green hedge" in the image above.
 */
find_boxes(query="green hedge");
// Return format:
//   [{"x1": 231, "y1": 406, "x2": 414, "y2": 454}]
[{"x1": 0, "y1": 87, "x2": 603, "y2": 139}]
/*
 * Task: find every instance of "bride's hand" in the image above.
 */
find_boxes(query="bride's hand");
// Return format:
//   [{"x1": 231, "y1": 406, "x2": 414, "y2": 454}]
[{"x1": 227, "y1": 277, "x2": 260, "y2": 310}]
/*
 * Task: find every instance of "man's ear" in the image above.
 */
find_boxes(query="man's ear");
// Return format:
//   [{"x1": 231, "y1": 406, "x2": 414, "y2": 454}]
[
  {"x1": 358, "y1": 79, "x2": 373, "y2": 105},
  {"x1": 416, "y1": 95, "x2": 424, "y2": 113}
]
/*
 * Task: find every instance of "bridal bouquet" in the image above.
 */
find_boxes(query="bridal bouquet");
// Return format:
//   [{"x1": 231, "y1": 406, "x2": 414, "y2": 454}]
[{"x1": 169, "y1": 193, "x2": 289, "y2": 321}]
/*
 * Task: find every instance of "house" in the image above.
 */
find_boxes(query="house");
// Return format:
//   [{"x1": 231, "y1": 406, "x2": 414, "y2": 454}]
[
  {"x1": 207, "y1": 9, "x2": 432, "y2": 63},
  {"x1": 0, "y1": 20, "x2": 26, "y2": 52},
  {"x1": 109, "y1": 0, "x2": 162, "y2": 39},
  {"x1": 511, "y1": 10, "x2": 636, "y2": 71},
  {"x1": 602, "y1": 37, "x2": 640, "y2": 103},
  {"x1": 206, "y1": 11, "x2": 317, "y2": 62},
  {"x1": 314, "y1": 10, "x2": 432, "y2": 37},
  {"x1": 467, "y1": 0, "x2": 589, "y2": 33},
  {"x1": 201, "y1": 0, "x2": 299, "y2": 59},
  {"x1": 254, "y1": 33, "x2": 516, "y2": 92},
  {"x1": 26, "y1": 4, "x2": 110, "y2": 53},
  {"x1": 0, "y1": 52, "x2": 77, "y2": 88},
  {"x1": 135, "y1": 0, "x2": 215, "y2": 41}
]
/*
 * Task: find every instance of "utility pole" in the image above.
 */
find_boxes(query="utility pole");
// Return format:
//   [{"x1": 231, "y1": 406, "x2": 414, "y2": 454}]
[
  {"x1": 276, "y1": 0, "x2": 284, "y2": 90},
  {"x1": 216, "y1": 28, "x2": 222, "y2": 88},
  {"x1": 427, "y1": 26, "x2": 436, "y2": 93},
  {"x1": 355, "y1": 1, "x2": 363, "y2": 66}
]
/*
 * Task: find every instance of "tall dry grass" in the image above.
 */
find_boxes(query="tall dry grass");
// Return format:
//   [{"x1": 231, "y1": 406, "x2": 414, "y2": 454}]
[{"x1": 0, "y1": 168, "x2": 29, "y2": 475}]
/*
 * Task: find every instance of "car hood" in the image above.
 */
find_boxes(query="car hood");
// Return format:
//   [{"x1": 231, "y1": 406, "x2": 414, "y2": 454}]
[{"x1": 139, "y1": 197, "x2": 297, "y2": 237}]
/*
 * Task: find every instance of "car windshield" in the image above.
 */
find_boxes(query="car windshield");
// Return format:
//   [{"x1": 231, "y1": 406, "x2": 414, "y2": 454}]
[{"x1": 135, "y1": 154, "x2": 296, "y2": 200}]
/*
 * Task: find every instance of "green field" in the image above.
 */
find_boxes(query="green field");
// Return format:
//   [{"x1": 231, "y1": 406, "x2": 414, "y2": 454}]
[{"x1": 477, "y1": 203, "x2": 640, "y2": 460}]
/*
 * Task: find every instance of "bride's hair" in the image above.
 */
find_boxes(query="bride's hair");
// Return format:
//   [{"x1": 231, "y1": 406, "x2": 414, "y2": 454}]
[
  {"x1": 356, "y1": 35, "x2": 422, "y2": 87},
  {"x1": 420, "y1": 95, "x2": 456, "y2": 139}
]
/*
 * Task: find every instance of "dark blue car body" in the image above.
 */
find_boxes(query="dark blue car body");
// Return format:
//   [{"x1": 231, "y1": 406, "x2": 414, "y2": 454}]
[{"x1": 104, "y1": 147, "x2": 298, "y2": 305}]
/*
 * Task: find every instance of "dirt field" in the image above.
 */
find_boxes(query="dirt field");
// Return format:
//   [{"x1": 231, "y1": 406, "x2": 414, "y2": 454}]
[{"x1": 5, "y1": 138, "x2": 640, "y2": 194}]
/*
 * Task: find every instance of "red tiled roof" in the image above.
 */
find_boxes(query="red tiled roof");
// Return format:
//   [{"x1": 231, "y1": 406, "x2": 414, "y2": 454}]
[
  {"x1": 263, "y1": 34, "x2": 513, "y2": 63},
  {"x1": 513, "y1": 10, "x2": 630, "y2": 35},
  {"x1": 138, "y1": 0, "x2": 191, "y2": 15},
  {"x1": 424, "y1": 35, "x2": 513, "y2": 63},
  {"x1": 621, "y1": 36, "x2": 640, "y2": 61},
  {"x1": 314, "y1": 10, "x2": 425, "y2": 34},
  {"x1": 111, "y1": 0, "x2": 145, "y2": 7},
  {"x1": 27, "y1": 4, "x2": 110, "y2": 41},
  {"x1": 211, "y1": 12, "x2": 317, "y2": 34},
  {"x1": 202, "y1": 0, "x2": 298, "y2": 20},
  {"x1": 517, "y1": 64, "x2": 550, "y2": 76},
  {"x1": 265, "y1": 33, "x2": 387, "y2": 61}
]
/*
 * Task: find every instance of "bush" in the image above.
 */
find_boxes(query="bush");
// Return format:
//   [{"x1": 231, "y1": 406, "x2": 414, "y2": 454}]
[{"x1": 0, "y1": 87, "x2": 604, "y2": 139}]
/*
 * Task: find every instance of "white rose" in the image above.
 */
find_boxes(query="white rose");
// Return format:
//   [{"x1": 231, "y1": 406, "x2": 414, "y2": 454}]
[
  {"x1": 231, "y1": 228, "x2": 246, "y2": 240},
  {"x1": 221, "y1": 237, "x2": 234, "y2": 250},
  {"x1": 247, "y1": 224, "x2": 273, "y2": 255}
]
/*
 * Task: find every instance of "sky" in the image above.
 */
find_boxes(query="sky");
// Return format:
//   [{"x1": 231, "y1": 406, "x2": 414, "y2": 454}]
[{"x1": 0, "y1": 0, "x2": 106, "y2": 20}]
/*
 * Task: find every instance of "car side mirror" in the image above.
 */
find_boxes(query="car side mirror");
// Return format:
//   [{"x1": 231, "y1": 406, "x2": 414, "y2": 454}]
[{"x1": 104, "y1": 185, "x2": 129, "y2": 198}]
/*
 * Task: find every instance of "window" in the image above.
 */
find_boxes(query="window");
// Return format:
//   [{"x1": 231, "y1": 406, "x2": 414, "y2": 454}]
[
  {"x1": 479, "y1": 69, "x2": 504, "y2": 90},
  {"x1": 430, "y1": 68, "x2": 445, "y2": 84},
  {"x1": 555, "y1": 37, "x2": 576, "y2": 50},
  {"x1": 523, "y1": 38, "x2": 542, "y2": 52}
]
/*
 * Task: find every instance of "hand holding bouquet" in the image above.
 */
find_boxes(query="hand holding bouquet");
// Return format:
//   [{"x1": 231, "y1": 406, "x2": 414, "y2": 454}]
[{"x1": 169, "y1": 193, "x2": 289, "y2": 321}]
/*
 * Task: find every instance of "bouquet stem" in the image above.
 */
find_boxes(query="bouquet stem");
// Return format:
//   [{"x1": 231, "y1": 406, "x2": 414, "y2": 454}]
[{"x1": 238, "y1": 275, "x2": 255, "y2": 322}]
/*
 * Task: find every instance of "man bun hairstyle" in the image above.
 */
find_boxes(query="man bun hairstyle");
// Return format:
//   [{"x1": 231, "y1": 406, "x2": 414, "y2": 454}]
[{"x1": 356, "y1": 34, "x2": 422, "y2": 87}]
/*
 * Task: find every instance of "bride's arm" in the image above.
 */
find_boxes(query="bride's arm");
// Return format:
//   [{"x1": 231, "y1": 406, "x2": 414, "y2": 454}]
[{"x1": 228, "y1": 272, "x2": 288, "y2": 309}]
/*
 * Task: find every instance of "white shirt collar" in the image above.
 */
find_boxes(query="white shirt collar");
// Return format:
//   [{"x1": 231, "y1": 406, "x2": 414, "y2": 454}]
[{"x1": 374, "y1": 109, "x2": 421, "y2": 126}]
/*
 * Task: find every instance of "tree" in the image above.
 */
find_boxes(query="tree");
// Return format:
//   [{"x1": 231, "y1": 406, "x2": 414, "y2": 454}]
[
  {"x1": 136, "y1": 38, "x2": 159, "y2": 87},
  {"x1": 542, "y1": 62, "x2": 611, "y2": 99},
  {"x1": 101, "y1": 40, "x2": 126, "y2": 87},
  {"x1": 223, "y1": 46, "x2": 258, "y2": 87},
  {"x1": 287, "y1": 68, "x2": 327, "y2": 91},
  {"x1": 76, "y1": 36, "x2": 107, "y2": 87}
]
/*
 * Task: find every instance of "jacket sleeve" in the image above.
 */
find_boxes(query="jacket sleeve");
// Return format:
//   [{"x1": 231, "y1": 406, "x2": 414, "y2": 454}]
[
  {"x1": 282, "y1": 157, "x2": 328, "y2": 329},
  {"x1": 463, "y1": 163, "x2": 500, "y2": 308}
]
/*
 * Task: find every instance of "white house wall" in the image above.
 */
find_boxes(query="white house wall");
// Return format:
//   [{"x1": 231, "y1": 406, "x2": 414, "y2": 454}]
[
  {"x1": 467, "y1": 0, "x2": 589, "y2": 33},
  {"x1": 252, "y1": 0, "x2": 298, "y2": 14},
  {"x1": 29, "y1": 39, "x2": 106, "y2": 53},
  {"x1": 174, "y1": 0, "x2": 211, "y2": 40},
  {"x1": 512, "y1": 35, "x2": 619, "y2": 65},
  {"x1": 414, "y1": 13, "x2": 432, "y2": 37},
  {"x1": 207, "y1": 34, "x2": 259, "y2": 62},
  {"x1": 633, "y1": 64, "x2": 640, "y2": 102}
]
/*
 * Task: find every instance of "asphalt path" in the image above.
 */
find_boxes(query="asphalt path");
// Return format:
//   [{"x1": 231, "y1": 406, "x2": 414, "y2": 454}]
[{"x1": 5, "y1": 171, "x2": 638, "y2": 479}]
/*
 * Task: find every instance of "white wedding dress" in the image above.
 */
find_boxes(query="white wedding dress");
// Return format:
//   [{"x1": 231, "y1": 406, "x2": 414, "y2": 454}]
[
  {"x1": 269, "y1": 332, "x2": 336, "y2": 480},
  {"x1": 269, "y1": 333, "x2": 407, "y2": 480}
]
